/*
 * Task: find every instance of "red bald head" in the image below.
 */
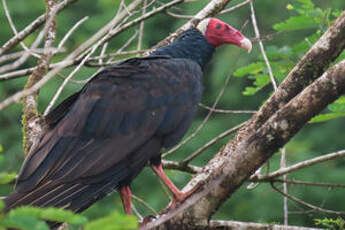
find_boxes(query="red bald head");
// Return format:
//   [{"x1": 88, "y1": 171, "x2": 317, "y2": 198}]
[{"x1": 197, "y1": 18, "x2": 252, "y2": 52}]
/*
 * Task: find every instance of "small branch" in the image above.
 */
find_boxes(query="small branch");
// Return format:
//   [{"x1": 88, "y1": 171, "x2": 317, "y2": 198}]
[
  {"x1": 137, "y1": 0, "x2": 147, "y2": 52},
  {"x1": 56, "y1": 16, "x2": 89, "y2": 52},
  {"x1": 165, "y1": 11, "x2": 192, "y2": 19},
  {"x1": 132, "y1": 194, "x2": 159, "y2": 215},
  {"x1": 271, "y1": 183, "x2": 345, "y2": 216},
  {"x1": 281, "y1": 147, "x2": 288, "y2": 225},
  {"x1": 179, "y1": 122, "x2": 244, "y2": 164},
  {"x1": 209, "y1": 220, "x2": 322, "y2": 230},
  {"x1": 0, "y1": 48, "x2": 63, "y2": 64},
  {"x1": 0, "y1": 0, "x2": 78, "y2": 56},
  {"x1": 162, "y1": 160, "x2": 202, "y2": 174},
  {"x1": 220, "y1": 0, "x2": 252, "y2": 15},
  {"x1": 199, "y1": 103, "x2": 256, "y2": 114},
  {"x1": 249, "y1": 0, "x2": 277, "y2": 90},
  {"x1": 2, "y1": 0, "x2": 40, "y2": 58},
  {"x1": 0, "y1": 0, "x2": 144, "y2": 111},
  {"x1": 251, "y1": 149, "x2": 345, "y2": 181},
  {"x1": 262, "y1": 179, "x2": 345, "y2": 189},
  {"x1": 0, "y1": 50, "x2": 149, "y2": 81}
]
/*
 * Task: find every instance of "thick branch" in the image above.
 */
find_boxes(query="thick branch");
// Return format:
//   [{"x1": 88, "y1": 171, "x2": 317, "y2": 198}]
[{"x1": 22, "y1": 0, "x2": 58, "y2": 154}]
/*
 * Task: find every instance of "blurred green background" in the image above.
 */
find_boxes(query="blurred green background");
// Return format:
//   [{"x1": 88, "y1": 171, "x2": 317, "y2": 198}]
[{"x1": 1, "y1": 0, "x2": 345, "y2": 228}]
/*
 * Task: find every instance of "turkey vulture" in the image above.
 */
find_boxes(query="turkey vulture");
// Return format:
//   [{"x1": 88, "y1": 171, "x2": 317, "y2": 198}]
[{"x1": 4, "y1": 18, "x2": 251, "y2": 219}]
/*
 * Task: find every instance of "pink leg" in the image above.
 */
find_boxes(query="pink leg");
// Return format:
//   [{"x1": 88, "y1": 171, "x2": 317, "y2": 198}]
[
  {"x1": 151, "y1": 164, "x2": 197, "y2": 203},
  {"x1": 120, "y1": 186, "x2": 132, "y2": 215}
]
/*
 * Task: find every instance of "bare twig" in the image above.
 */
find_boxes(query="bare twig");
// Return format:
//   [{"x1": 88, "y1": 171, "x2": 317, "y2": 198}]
[
  {"x1": 2, "y1": 0, "x2": 40, "y2": 58},
  {"x1": 0, "y1": 48, "x2": 63, "y2": 64},
  {"x1": 0, "y1": 0, "x2": 146, "y2": 111},
  {"x1": 271, "y1": 183, "x2": 345, "y2": 216},
  {"x1": 0, "y1": 6, "x2": 59, "y2": 74},
  {"x1": 137, "y1": 0, "x2": 147, "y2": 52},
  {"x1": 0, "y1": 50, "x2": 149, "y2": 81},
  {"x1": 262, "y1": 179, "x2": 345, "y2": 189},
  {"x1": 209, "y1": 220, "x2": 322, "y2": 230},
  {"x1": 199, "y1": 103, "x2": 256, "y2": 114},
  {"x1": 57, "y1": 16, "x2": 89, "y2": 52},
  {"x1": 281, "y1": 147, "x2": 288, "y2": 225},
  {"x1": 252, "y1": 150, "x2": 345, "y2": 181},
  {"x1": 179, "y1": 122, "x2": 245, "y2": 164},
  {"x1": 165, "y1": 11, "x2": 192, "y2": 19},
  {"x1": 132, "y1": 194, "x2": 158, "y2": 215},
  {"x1": 0, "y1": 0, "x2": 78, "y2": 56},
  {"x1": 162, "y1": 160, "x2": 202, "y2": 174},
  {"x1": 220, "y1": 0, "x2": 252, "y2": 15},
  {"x1": 249, "y1": 0, "x2": 277, "y2": 90},
  {"x1": 43, "y1": 50, "x2": 93, "y2": 116}
]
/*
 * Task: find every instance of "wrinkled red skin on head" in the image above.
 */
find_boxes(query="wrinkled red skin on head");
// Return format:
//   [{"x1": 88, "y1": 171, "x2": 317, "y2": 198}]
[{"x1": 205, "y1": 18, "x2": 245, "y2": 47}]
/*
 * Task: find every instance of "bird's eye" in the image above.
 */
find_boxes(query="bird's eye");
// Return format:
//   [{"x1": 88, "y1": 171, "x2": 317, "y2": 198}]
[{"x1": 216, "y1": 23, "x2": 221, "y2": 29}]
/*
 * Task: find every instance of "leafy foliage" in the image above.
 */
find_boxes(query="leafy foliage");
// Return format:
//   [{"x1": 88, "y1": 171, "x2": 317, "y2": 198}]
[
  {"x1": 233, "y1": 0, "x2": 338, "y2": 96},
  {"x1": 84, "y1": 213, "x2": 138, "y2": 230},
  {"x1": 0, "y1": 201, "x2": 137, "y2": 230},
  {"x1": 310, "y1": 96, "x2": 345, "y2": 123},
  {"x1": 315, "y1": 217, "x2": 345, "y2": 230}
]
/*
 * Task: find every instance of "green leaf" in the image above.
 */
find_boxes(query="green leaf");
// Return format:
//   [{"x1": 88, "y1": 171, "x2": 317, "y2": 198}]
[
  {"x1": 309, "y1": 113, "x2": 345, "y2": 123},
  {"x1": 291, "y1": 33, "x2": 321, "y2": 54},
  {"x1": 328, "y1": 104, "x2": 345, "y2": 113},
  {"x1": 85, "y1": 213, "x2": 138, "y2": 230},
  {"x1": 243, "y1": 87, "x2": 260, "y2": 96},
  {"x1": 273, "y1": 16, "x2": 318, "y2": 32},
  {"x1": 286, "y1": 4, "x2": 294, "y2": 10},
  {"x1": 0, "y1": 172, "x2": 16, "y2": 184},
  {"x1": 40, "y1": 208, "x2": 87, "y2": 225},
  {"x1": 233, "y1": 62, "x2": 264, "y2": 77},
  {"x1": 0, "y1": 144, "x2": 3, "y2": 153},
  {"x1": 253, "y1": 74, "x2": 270, "y2": 87},
  {"x1": 8, "y1": 206, "x2": 87, "y2": 226},
  {"x1": 333, "y1": 96, "x2": 345, "y2": 105},
  {"x1": 4, "y1": 215, "x2": 49, "y2": 230}
]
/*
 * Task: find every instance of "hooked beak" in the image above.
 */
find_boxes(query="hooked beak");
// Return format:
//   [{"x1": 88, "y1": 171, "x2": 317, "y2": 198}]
[{"x1": 239, "y1": 37, "x2": 252, "y2": 53}]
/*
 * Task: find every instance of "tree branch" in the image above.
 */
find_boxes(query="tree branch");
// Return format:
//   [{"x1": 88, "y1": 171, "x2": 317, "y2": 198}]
[
  {"x1": 208, "y1": 220, "x2": 322, "y2": 230},
  {"x1": 22, "y1": 0, "x2": 58, "y2": 154}
]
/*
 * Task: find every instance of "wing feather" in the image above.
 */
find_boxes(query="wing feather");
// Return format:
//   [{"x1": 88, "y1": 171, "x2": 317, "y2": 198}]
[{"x1": 15, "y1": 57, "x2": 203, "y2": 196}]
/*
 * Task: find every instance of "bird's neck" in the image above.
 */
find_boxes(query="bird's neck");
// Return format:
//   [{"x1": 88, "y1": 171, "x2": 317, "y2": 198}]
[{"x1": 150, "y1": 29, "x2": 215, "y2": 69}]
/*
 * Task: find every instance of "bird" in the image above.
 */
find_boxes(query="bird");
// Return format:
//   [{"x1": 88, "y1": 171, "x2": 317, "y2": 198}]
[{"x1": 3, "y1": 17, "x2": 252, "y2": 222}]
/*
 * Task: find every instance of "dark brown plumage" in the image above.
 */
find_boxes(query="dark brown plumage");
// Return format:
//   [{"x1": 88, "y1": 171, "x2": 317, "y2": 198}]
[
  {"x1": 3, "y1": 18, "x2": 252, "y2": 227},
  {"x1": 4, "y1": 56, "x2": 203, "y2": 213}
]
